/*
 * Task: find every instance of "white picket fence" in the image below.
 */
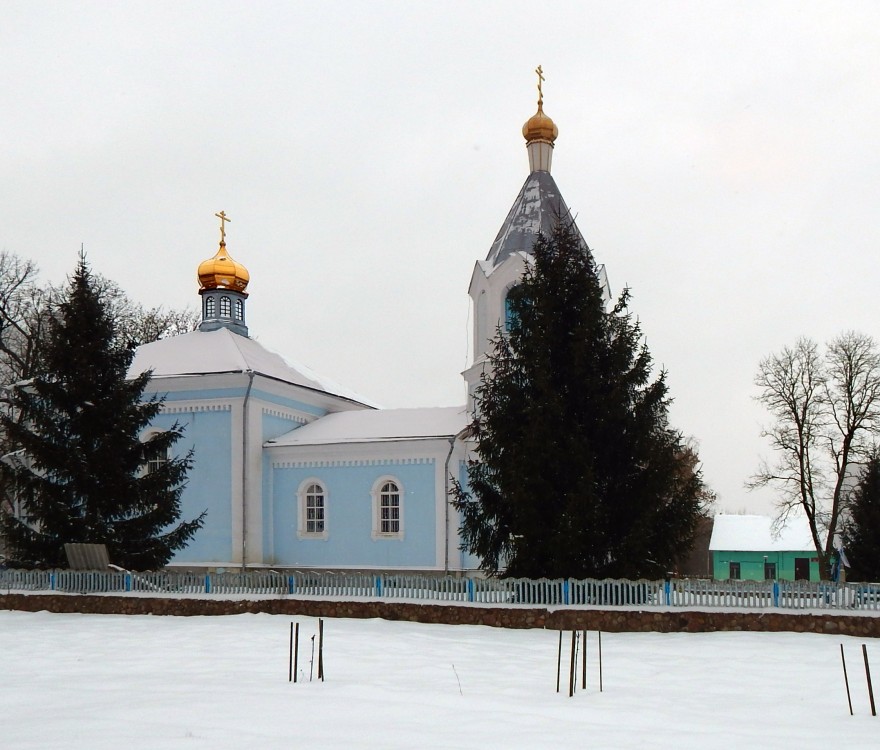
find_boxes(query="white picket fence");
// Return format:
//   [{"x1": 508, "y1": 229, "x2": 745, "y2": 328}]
[{"x1": 2, "y1": 568, "x2": 880, "y2": 611}]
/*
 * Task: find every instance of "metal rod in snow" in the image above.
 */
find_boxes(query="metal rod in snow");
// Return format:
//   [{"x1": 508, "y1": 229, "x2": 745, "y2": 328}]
[
  {"x1": 310, "y1": 635, "x2": 315, "y2": 682},
  {"x1": 864, "y1": 644, "x2": 876, "y2": 716},
  {"x1": 294, "y1": 623, "x2": 299, "y2": 683},
  {"x1": 582, "y1": 629, "x2": 587, "y2": 690},
  {"x1": 841, "y1": 644, "x2": 853, "y2": 715},
  {"x1": 556, "y1": 631, "x2": 562, "y2": 693},
  {"x1": 598, "y1": 631, "x2": 603, "y2": 693},
  {"x1": 319, "y1": 618, "x2": 325, "y2": 681},
  {"x1": 289, "y1": 622, "x2": 294, "y2": 682},
  {"x1": 568, "y1": 631, "x2": 577, "y2": 697}
]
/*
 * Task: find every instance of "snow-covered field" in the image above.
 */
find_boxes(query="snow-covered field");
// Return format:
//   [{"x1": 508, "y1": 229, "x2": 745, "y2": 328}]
[{"x1": 2, "y1": 609, "x2": 878, "y2": 749}]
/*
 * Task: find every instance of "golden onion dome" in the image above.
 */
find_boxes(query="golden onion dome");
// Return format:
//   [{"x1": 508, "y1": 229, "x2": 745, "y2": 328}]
[
  {"x1": 522, "y1": 102, "x2": 558, "y2": 144},
  {"x1": 197, "y1": 242, "x2": 250, "y2": 293}
]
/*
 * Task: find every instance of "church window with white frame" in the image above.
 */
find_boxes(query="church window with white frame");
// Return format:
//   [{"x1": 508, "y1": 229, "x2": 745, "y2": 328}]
[
  {"x1": 141, "y1": 432, "x2": 169, "y2": 476},
  {"x1": 371, "y1": 477, "x2": 403, "y2": 539},
  {"x1": 220, "y1": 296, "x2": 231, "y2": 317},
  {"x1": 205, "y1": 295, "x2": 216, "y2": 318},
  {"x1": 297, "y1": 479, "x2": 328, "y2": 539},
  {"x1": 234, "y1": 298, "x2": 244, "y2": 321}
]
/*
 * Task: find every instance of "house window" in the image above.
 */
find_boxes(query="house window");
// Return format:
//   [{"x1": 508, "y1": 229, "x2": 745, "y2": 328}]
[
  {"x1": 297, "y1": 479, "x2": 327, "y2": 539},
  {"x1": 729, "y1": 562, "x2": 741, "y2": 580},
  {"x1": 234, "y1": 299, "x2": 244, "y2": 321},
  {"x1": 371, "y1": 477, "x2": 403, "y2": 539},
  {"x1": 764, "y1": 562, "x2": 777, "y2": 580},
  {"x1": 205, "y1": 296, "x2": 216, "y2": 318},
  {"x1": 220, "y1": 296, "x2": 231, "y2": 317}
]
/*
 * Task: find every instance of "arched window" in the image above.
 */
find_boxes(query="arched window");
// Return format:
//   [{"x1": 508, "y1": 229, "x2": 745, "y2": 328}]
[
  {"x1": 234, "y1": 299, "x2": 244, "y2": 321},
  {"x1": 205, "y1": 296, "x2": 216, "y2": 318},
  {"x1": 141, "y1": 433, "x2": 169, "y2": 476},
  {"x1": 297, "y1": 479, "x2": 328, "y2": 539},
  {"x1": 371, "y1": 477, "x2": 403, "y2": 539},
  {"x1": 504, "y1": 285, "x2": 526, "y2": 332},
  {"x1": 220, "y1": 296, "x2": 231, "y2": 317}
]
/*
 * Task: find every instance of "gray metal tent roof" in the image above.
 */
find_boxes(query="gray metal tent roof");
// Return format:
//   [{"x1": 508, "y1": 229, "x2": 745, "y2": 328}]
[{"x1": 485, "y1": 170, "x2": 587, "y2": 268}]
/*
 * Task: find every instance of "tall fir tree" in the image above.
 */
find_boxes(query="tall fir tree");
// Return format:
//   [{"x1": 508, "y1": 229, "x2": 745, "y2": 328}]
[
  {"x1": 454, "y1": 220, "x2": 706, "y2": 579},
  {"x1": 0, "y1": 255, "x2": 204, "y2": 569},
  {"x1": 843, "y1": 453, "x2": 880, "y2": 582}
]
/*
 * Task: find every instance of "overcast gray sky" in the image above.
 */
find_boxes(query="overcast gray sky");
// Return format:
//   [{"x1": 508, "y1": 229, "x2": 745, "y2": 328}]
[{"x1": 3, "y1": 1, "x2": 879, "y2": 515}]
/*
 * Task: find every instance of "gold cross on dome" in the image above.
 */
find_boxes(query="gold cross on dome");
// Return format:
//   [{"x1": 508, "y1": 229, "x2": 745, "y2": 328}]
[
  {"x1": 535, "y1": 65, "x2": 545, "y2": 107},
  {"x1": 215, "y1": 210, "x2": 232, "y2": 243}
]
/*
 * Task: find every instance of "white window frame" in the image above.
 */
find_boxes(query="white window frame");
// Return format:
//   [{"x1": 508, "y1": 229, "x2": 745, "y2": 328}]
[
  {"x1": 371, "y1": 476, "x2": 404, "y2": 540},
  {"x1": 297, "y1": 478, "x2": 328, "y2": 540},
  {"x1": 140, "y1": 430, "x2": 169, "y2": 477}
]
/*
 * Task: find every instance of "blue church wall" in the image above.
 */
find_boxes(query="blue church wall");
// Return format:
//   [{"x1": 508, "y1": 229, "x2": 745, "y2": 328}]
[
  {"x1": 261, "y1": 412, "x2": 303, "y2": 442},
  {"x1": 261, "y1": 411, "x2": 307, "y2": 561},
  {"x1": 156, "y1": 409, "x2": 234, "y2": 564},
  {"x1": 270, "y1": 460, "x2": 438, "y2": 569},
  {"x1": 457, "y1": 458, "x2": 482, "y2": 571},
  {"x1": 252, "y1": 387, "x2": 327, "y2": 417}
]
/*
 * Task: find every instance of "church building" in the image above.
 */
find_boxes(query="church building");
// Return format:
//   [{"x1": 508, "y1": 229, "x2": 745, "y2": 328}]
[{"x1": 130, "y1": 74, "x2": 602, "y2": 573}]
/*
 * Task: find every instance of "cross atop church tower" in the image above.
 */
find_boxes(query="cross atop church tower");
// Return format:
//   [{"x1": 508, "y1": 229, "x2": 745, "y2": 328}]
[
  {"x1": 215, "y1": 210, "x2": 232, "y2": 244},
  {"x1": 535, "y1": 65, "x2": 545, "y2": 108}
]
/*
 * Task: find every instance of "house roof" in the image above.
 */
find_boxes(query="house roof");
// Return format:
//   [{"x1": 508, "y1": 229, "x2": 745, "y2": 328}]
[
  {"x1": 128, "y1": 328, "x2": 374, "y2": 406},
  {"x1": 708, "y1": 514, "x2": 817, "y2": 552},
  {"x1": 485, "y1": 170, "x2": 585, "y2": 268},
  {"x1": 266, "y1": 406, "x2": 468, "y2": 447}
]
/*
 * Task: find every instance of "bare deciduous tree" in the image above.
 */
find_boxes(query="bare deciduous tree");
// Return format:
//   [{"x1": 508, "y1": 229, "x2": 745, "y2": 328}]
[
  {"x1": 750, "y1": 332, "x2": 880, "y2": 577},
  {"x1": 0, "y1": 251, "x2": 54, "y2": 385},
  {"x1": 92, "y1": 275, "x2": 200, "y2": 347},
  {"x1": 0, "y1": 253, "x2": 199, "y2": 387}
]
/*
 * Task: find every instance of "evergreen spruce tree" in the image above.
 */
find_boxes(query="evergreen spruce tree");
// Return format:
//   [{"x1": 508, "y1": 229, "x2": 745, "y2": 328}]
[
  {"x1": 454, "y1": 220, "x2": 706, "y2": 579},
  {"x1": 0, "y1": 255, "x2": 204, "y2": 569},
  {"x1": 843, "y1": 453, "x2": 880, "y2": 582}
]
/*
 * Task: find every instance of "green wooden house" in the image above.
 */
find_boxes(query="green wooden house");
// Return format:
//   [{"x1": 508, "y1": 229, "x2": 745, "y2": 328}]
[{"x1": 709, "y1": 515, "x2": 820, "y2": 582}]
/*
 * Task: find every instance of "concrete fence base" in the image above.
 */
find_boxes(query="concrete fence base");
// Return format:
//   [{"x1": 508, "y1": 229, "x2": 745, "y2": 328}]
[{"x1": 3, "y1": 593, "x2": 880, "y2": 637}]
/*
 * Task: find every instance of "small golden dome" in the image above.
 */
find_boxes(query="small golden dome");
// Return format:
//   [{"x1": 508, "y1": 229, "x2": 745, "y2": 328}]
[
  {"x1": 197, "y1": 242, "x2": 250, "y2": 293},
  {"x1": 522, "y1": 103, "x2": 558, "y2": 144}
]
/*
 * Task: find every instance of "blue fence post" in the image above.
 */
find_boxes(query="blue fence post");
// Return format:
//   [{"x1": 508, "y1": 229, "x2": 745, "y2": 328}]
[
  {"x1": 376, "y1": 575, "x2": 383, "y2": 598},
  {"x1": 467, "y1": 578, "x2": 475, "y2": 603},
  {"x1": 124, "y1": 572, "x2": 132, "y2": 592},
  {"x1": 205, "y1": 573, "x2": 212, "y2": 594},
  {"x1": 665, "y1": 579, "x2": 672, "y2": 606},
  {"x1": 50, "y1": 570, "x2": 56, "y2": 591},
  {"x1": 288, "y1": 575, "x2": 295, "y2": 595},
  {"x1": 773, "y1": 580, "x2": 780, "y2": 608},
  {"x1": 563, "y1": 579, "x2": 570, "y2": 606}
]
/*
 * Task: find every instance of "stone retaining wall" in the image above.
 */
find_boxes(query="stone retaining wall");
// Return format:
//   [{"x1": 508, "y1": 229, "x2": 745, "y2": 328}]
[{"x1": 3, "y1": 593, "x2": 880, "y2": 636}]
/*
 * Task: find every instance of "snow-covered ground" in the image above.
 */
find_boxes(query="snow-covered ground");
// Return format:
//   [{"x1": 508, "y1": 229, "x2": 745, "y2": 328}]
[{"x1": 2, "y1": 610, "x2": 878, "y2": 749}]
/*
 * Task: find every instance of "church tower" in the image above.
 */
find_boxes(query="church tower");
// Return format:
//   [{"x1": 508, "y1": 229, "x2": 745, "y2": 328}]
[
  {"x1": 463, "y1": 68, "x2": 608, "y2": 404},
  {"x1": 197, "y1": 210, "x2": 250, "y2": 337}
]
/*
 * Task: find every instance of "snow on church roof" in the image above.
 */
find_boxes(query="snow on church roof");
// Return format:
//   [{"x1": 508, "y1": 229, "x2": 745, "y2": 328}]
[
  {"x1": 708, "y1": 514, "x2": 817, "y2": 552},
  {"x1": 128, "y1": 328, "x2": 375, "y2": 406},
  {"x1": 486, "y1": 170, "x2": 584, "y2": 268},
  {"x1": 266, "y1": 406, "x2": 468, "y2": 447}
]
